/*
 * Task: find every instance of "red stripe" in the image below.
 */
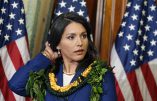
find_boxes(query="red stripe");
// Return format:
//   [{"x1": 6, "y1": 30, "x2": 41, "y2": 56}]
[
  {"x1": 127, "y1": 71, "x2": 143, "y2": 101},
  {"x1": 6, "y1": 41, "x2": 24, "y2": 70},
  {"x1": 141, "y1": 63, "x2": 157, "y2": 101},
  {"x1": 0, "y1": 59, "x2": 16, "y2": 101},
  {"x1": 115, "y1": 79, "x2": 125, "y2": 101},
  {"x1": 26, "y1": 97, "x2": 32, "y2": 101}
]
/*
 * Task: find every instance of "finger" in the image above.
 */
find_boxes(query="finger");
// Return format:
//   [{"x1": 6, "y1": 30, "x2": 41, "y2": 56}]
[
  {"x1": 54, "y1": 52, "x2": 59, "y2": 59},
  {"x1": 45, "y1": 41, "x2": 49, "y2": 47}
]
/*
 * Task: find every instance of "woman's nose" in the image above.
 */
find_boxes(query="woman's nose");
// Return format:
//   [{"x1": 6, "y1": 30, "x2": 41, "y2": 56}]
[{"x1": 77, "y1": 37, "x2": 83, "y2": 46}]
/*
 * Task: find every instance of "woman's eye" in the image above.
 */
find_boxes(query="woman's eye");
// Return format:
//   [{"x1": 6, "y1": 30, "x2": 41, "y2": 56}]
[
  {"x1": 67, "y1": 36, "x2": 74, "y2": 40},
  {"x1": 81, "y1": 34, "x2": 87, "y2": 39}
]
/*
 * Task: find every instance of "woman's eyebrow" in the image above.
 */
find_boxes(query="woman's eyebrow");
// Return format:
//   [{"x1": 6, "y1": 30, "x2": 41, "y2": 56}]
[
  {"x1": 81, "y1": 31, "x2": 87, "y2": 34},
  {"x1": 65, "y1": 33, "x2": 76, "y2": 36}
]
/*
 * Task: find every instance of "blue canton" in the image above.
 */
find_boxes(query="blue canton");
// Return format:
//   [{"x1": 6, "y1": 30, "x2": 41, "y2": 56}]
[
  {"x1": 0, "y1": 0, "x2": 27, "y2": 48},
  {"x1": 54, "y1": 0, "x2": 89, "y2": 22}
]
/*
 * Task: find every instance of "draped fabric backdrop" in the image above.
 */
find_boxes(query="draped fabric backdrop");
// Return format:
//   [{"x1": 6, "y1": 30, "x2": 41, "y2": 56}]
[{"x1": 24, "y1": 0, "x2": 54, "y2": 58}]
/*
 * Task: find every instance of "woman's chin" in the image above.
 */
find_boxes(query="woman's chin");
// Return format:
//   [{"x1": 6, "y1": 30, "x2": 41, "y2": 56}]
[{"x1": 72, "y1": 55, "x2": 85, "y2": 62}]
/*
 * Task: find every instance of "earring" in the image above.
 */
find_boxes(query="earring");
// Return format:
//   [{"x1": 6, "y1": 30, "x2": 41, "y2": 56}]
[{"x1": 57, "y1": 49, "x2": 61, "y2": 57}]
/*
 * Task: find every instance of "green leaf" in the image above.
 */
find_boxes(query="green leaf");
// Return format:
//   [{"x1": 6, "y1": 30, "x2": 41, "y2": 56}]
[
  {"x1": 25, "y1": 69, "x2": 46, "y2": 101},
  {"x1": 93, "y1": 86, "x2": 97, "y2": 93},
  {"x1": 97, "y1": 87, "x2": 103, "y2": 93},
  {"x1": 87, "y1": 59, "x2": 112, "y2": 101}
]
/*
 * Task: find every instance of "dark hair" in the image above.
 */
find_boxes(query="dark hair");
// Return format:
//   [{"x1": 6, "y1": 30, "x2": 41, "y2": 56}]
[{"x1": 48, "y1": 12, "x2": 98, "y2": 70}]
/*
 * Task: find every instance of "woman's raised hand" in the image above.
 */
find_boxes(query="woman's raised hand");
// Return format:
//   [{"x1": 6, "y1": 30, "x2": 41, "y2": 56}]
[{"x1": 42, "y1": 41, "x2": 59, "y2": 63}]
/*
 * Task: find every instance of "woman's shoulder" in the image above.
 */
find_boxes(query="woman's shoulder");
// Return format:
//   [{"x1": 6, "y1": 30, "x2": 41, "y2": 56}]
[{"x1": 103, "y1": 69, "x2": 115, "y2": 82}]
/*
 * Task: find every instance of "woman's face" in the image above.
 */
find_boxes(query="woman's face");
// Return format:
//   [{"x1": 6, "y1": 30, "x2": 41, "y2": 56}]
[{"x1": 58, "y1": 22, "x2": 88, "y2": 62}]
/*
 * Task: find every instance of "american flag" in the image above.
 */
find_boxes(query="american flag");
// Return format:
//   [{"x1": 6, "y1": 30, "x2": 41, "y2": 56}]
[
  {"x1": 110, "y1": 0, "x2": 157, "y2": 101},
  {"x1": 54, "y1": 0, "x2": 89, "y2": 21},
  {"x1": 0, "y1": 0, "x2": 30, "y2": 101}
]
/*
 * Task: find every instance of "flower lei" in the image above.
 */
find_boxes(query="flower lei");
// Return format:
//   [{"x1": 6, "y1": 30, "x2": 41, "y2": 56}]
[{"x1": 26, "y1": 59, "x2": 112, "y2": 101}]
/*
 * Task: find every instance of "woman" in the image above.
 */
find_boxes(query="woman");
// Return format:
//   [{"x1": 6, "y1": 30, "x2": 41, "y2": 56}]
[{"x1": 9, "y1": 12, "x2": 117, "y2": 101}]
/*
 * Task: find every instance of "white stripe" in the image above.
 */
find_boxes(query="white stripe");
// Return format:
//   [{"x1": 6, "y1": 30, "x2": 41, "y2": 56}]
[
  {"x1": 0, "y1": 46, "x2": 16, "y2": 80},
  {"x1": 15, "y1": 36, "x2": 30, "y2": 64},
  {"x1": 148, "y1": 58, "x2": 157, "y2": 85},
  {"x1": 135, "y1": 67, "x2": 152, "y2": 101},
  {"x1": 110, "y1": 45, "x2": 134, "y2": 101},
  {"x1": 13, "y1": 92, "x2": 25, "y2": 101},
  {"x1": 0, "y1": 90, "x2": 5, "y2": 101}
]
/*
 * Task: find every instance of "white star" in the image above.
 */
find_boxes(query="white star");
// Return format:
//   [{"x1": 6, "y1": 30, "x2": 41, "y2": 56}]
[
  {"x1": 59, "y1": 1, "x2": 66, "y2": 8},
  {"x1": 6, "y1": 23, "x2": 12, "y2": 30},
  {"x1": 121, "y1": 22, "x2": 126, "y2": 27},
  {"x1": 150, "y1": 5, "x2": 156, "y2": 11},
  {"x1": 80, "y1": 0, "x2": 86, "y2": 7},
  {"x1": 140, "y1": 20, "x2": 144, "y2": 25},
  {"x1": 9, "y1": 12, "x2": 16, "y2": 19},
  {"x1": 129, "y1": 24, "x2": 135, "y2": 31},
  {"x1": 131, "y1": 14, "x2": 138, "y2": 21},
  {"x1": 150, "y1": 40, "x2": 156, "y2": 46},
  {"x1": 136, "y1": 39, "x2": 140, "y2": 45},
  {"x1": 11, "y1": 2, "x2": 18, "y2": 9},
  {"x1": 140, "y1": 55, "x2": 143, "y2": 61},
  {"x1": 141, "y1": 44, "x2": 146, "y2": 51},
  {"x1": 145, "y1": 25, "x2": 150, "y2": 31},
  {"x1": 56, "y1": 10, "x2": 62, "y2": 16},
  {"x1": 21, "y1": 8, "x2": 25, "y2": 14},
  {"x1": 143, "y1": 35, "x2": 148, "y2": 41},
  {"x1": 77, "y1": 9, "x2": 84, "y2": 16},
  {"x1": 18, "y1": 18, "x2": 24, "y2": 24},
  {"x1": 16, "y1": 28, "x2": 22, "y2": 35},
  {"x1": 147, "y1": 50, "x2": 154, "y2": 56},
  {"x1": 0, "y1": 17, "x2": 4, "y2": 24},
  {"x1": 86, "y1": 16, "x2": 90, "y2": 22},
  {"x1": 123, "y1": 44, "x2": 130, "y2": 51},
  {"x1": 133, "y1": 49, "x2": 138, "y2": 55},
  {"x1": 118, "y1": 31, "x2": 124, "y2": 37},
  {"x1": 73, "y1": 0, "x2": 78, "y2": 2},
  {"x1": 147, "y1": 15, "x2": 153, "y2": 21},
  {"x1": 126, "y1": 34, "x2": 133, "y2": 40},
  {"x1": 124, "y1": 12, "x2": 129, "y2": 17},
  {"x1": 4, "y1": 0, "x2": 8, "y2": 3},
  {"x1": 68, "y1": 6, "x2": 75, "y2": 12},
  {"x1": 134, "y1": 4, "x2": 140, "y2": 11},
  {"x1": 126, "y1": 2, "x2": 131, "y2": 7},
  {"x1": 142, "y1": 10, "x2": 146, "y2": 16},
  {"x1": 1, "y1": 7, "x2": 6, "y2": 14},
  {"x1": 0, "y1": 30, "x2": 2, "y2": 35},
  {"x1": 153, "y1": 30, "x2": 157, "y2": 36},
  {"x1": 144, "y1": 1, "x2": 147, "y2": 6},
  {"x1": 138, "y1": 29, "x2": 142, "y2": 35},
  {"x1": 4, "y1": 34, "x2": 10, "y2": 41},
  {"x1": 130, "y1": 59, "x2": 136, "y2": 66}
]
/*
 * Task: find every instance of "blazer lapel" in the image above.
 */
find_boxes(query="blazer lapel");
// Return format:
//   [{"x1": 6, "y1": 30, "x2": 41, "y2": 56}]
[
  {"x1": 56, "y1": 64, "x2": 63, "y2": 86},
  {"x1": 70, "y1": 67, "x2": 85, "y2": 83}
]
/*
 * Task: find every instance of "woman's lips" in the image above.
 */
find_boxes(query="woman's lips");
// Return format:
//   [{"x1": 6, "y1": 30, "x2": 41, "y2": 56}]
[{"x1": 74, "y1": 49, "x2": 84, "y2": 55}]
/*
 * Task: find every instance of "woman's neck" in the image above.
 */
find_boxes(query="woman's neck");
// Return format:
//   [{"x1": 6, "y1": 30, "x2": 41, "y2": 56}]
[{"x1": 63, "y1": 61, "x2": 78, "y2": 75}]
